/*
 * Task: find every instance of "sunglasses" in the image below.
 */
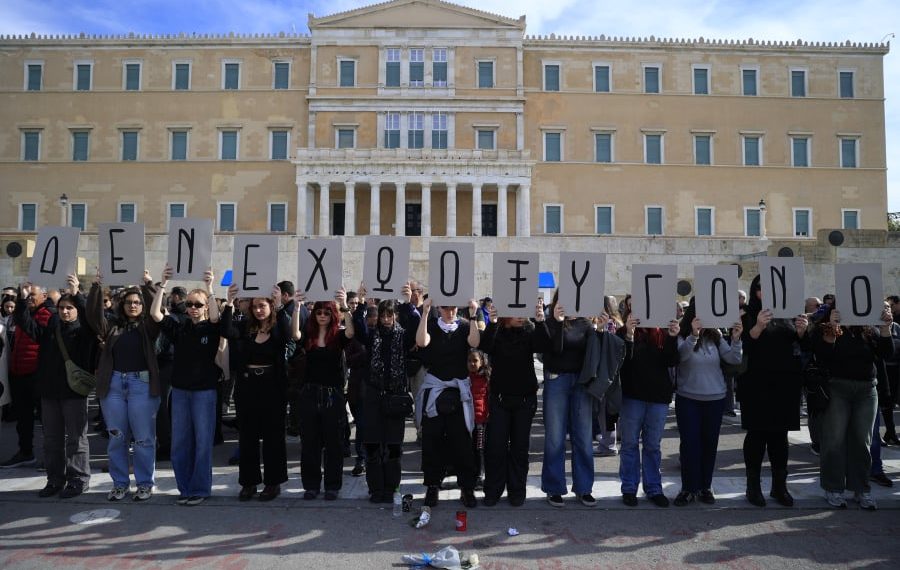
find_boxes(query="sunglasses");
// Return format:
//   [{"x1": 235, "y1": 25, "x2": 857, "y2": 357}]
[
  {"x1": 185, "y1": 301, "x2": 206, "y2": 309},
  {"x1": 315, "y1": 309, "x2": 332, "y2": 316},
  {"x1": 124, "y1": 300, "x2": 143, "y2": 306}
]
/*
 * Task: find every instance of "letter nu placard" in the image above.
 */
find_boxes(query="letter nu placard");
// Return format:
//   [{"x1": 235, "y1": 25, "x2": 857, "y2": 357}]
[
  {"x1": 167, "y1": 218, "x2": 213, "y2": 281},
  {"x1": 759, "y1": 257, "x2": 805, "y2": 318}
]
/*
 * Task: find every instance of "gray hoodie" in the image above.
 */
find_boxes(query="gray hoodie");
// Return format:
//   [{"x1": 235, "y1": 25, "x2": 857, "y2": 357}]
[{"x1": 676, "y1": 335, "x2": 742, "y2": 401}]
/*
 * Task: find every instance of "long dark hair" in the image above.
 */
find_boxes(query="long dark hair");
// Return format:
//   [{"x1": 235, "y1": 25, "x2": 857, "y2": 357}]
[
  {"x1": 115, "y1": 287, "x2": 146, "y2": 324},
  {"x1": 678, "y1": 297, "x2": 722, "y2": 350},
  {"x1": 305, "y1": 300, "x2": 340, "y2": 350}
]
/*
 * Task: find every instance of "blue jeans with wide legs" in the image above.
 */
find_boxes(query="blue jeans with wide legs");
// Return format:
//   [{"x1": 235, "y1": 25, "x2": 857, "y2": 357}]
[
  {"x1": 101, "y1": 371, "x2": 161, "y2": 488},
  {"x1": 675, "y1": 395, "x2": 725, "y2": 493},
  {"x1": 541, "y1": 372, "x2": 594, "y2": 496},
  {"x1": 820, "y1": 378, "x2": 877, "y2": 493},
  {"x1": 618, "y1": 397, "x2": 669, "y2": 497},
  {"x1": 171, "y1": 387, "x2": 217, "y2": 498}
]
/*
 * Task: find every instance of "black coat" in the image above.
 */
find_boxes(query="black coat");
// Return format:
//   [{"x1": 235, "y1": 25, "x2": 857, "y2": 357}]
[{"x1": 738, "y1": 321, "x2": 804, "y2": 431}]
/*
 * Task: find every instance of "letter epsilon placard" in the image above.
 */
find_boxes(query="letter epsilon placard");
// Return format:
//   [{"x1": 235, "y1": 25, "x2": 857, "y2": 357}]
[
  {"x1": 759, "y1": 257, "x2": 805, "y2": 318},
  {"x1": 694, "y1": 265, "x2": 739, "y2": 329},
  {"x1": 363, "y1": 237, "x2": 410, "y2": 298},
  {"x1": 167, "y1": 218, "x2": 213, "y2": 280},
  {"x1": 428, "y1": 241, "x2": 474, "y2": 306},
  {"x1": 834, "y1": 263, "x2": 883, "y2": 325},
  {"x1": 630, "y1": 264, "x2": 676, "y2": 327},
  {"x1": 492, "y1": 253, "x2": 539, "y2": 317},
  {"x1": 298, "y1": 238, "x2": 343, "y2": 302},
  {"x1": 233, "y1": 235, "x2": 279, "y2": 298},
  {"x1": 557, "y1": 253, "x2": 606, "y2": 317},
  {"x1": 98, "y1": 223, "x2": 145, "y2": 286},
  {"x1": 27, "y1": 226, "x2": 81, "y2": 289}
]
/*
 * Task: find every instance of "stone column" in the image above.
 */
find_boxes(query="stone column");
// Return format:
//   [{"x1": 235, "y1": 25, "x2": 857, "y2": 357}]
[
  {"x1": 446, "y1": 183, "x2": 457, "y2": 237},
  {"x1": 517, "y1": 183, "x2": 531, "y2": 237},
  {"x1": 395, "y1": 182, "x2": 406, "y2": 236},
  {"x1": 472, "y1": 183, "x2": 483, "y2": 236},
  {"x1": 318, "y1": 182, "x2": 330, "y2": 236},
  {"x1": 344, "y1": 181, "x2": 356, "y2": 236},
  {"x1": 295, "y1": 180, "x2": 308, "y2": 235},
  {"x1": 421, "y1": 183, "x2": 432, "y2": 237},
  {"x1": 498, "y1": 184, "x2": 510, "y2": 237},
  {"x1": 370, "y1": 183, "x2": 382, "y2": 235}
]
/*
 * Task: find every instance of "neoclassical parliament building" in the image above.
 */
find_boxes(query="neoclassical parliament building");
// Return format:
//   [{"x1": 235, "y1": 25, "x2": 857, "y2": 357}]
[{"x1": 0, "y1": 0, "x2": 889, "y2": 244}]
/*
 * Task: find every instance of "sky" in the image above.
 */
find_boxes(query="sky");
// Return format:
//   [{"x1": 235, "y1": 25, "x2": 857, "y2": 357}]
[{"x1": 2, "y1": 0, "x2": 897, "y2": 212}]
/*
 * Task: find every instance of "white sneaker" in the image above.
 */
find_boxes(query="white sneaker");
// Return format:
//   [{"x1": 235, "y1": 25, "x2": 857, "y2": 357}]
[
  {"x1": 854, "y1": 491, "x2": 877, "y2": 511},
  {"x1": 825, "y1": 491, "x2": 846, "y2": 508},
  {"x1": 107, "y1": 487, "x2": 128, "y2": 501},
  {"x1": 133, "y1": 485, "x2": 153, "y2": 502}
]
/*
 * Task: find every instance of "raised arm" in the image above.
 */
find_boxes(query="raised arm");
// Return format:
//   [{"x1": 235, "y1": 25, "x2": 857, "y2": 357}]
[
  {"x1": 14, "y1": 284, "x2": 49, "y2": 342},
  {"x1": 466, "y1": 298, "x2": 480, "y2": 348},
  {"x1": 149, "y1": 264, "x2": 171, "y2": 323},
  {"x1": 416, "y1": 298, "x2": 433, "y2": 348},
  {"x1": 204, "y1": 268, "x2": 220, "y2": 324},
  {"x1": 290, "y1": 290, "x2": 304, "y2": 341},
  {"x1": 219, "y1": 284, "x2": 242, "y2": 340},
  {"x1": 85, "y1": 270, "x2": 109, "y2": 338},
  {"x1": 336, "y1": 286, "x2": 354, "y2": 340}
]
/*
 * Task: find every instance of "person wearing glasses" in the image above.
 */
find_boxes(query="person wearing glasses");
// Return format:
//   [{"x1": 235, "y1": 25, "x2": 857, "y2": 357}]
[
  {"x1": 86, "y1": 269, "x2": 162, "y2": 502},
  {"x1": 149, "y1": 264, "x2": 222, "y2": 506}
]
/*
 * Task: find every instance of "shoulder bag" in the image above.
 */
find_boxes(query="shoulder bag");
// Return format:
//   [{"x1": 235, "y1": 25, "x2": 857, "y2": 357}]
[{"x1": 56, "y1": 324, "x2": 97, "y2": 397}]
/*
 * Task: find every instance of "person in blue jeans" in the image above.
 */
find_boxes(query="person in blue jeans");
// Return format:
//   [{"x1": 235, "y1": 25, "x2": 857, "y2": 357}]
[
  {"x1": 617, "y1": 310, "x2": 680, "y2": 507},
  {"x1": 86, "y1": 269, "x2": 162, "y2": 502},
  {"x1": 150, "y1": 264, "x2": 222, "y2": 506}
]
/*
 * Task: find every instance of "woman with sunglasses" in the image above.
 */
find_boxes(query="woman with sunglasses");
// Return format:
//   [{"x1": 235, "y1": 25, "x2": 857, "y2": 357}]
[
  {"x1": 299, "y1": 288, "x2": 355, "y2": 501},
  {"x1": 86, "y1": 268, "x2": 162, "y2": 502},
  {"x1": 221, "y1": 283, "x2": 303, "y2": 501},
  {"x1": 149, "y1": 264, "x2": 222, "y2": 505}
]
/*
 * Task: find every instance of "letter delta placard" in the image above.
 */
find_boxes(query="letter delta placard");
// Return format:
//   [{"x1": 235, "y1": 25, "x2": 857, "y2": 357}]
[{"x1": 27, "y1": 226, "x2": 81, "y2": 289}]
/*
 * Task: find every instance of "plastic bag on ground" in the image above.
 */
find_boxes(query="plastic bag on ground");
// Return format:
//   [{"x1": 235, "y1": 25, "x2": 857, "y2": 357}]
[{"x1": 401, "y1": 545, "x2": 465, "y2": 569}]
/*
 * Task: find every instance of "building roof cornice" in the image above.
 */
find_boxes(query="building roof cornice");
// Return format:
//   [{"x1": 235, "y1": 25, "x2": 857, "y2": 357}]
[
  {"x1": 0, "y1": 31, "x2": 310, "y2": 47},
  {"x1": 308, "y1": 0, "x2": 525, "y2": 30}
]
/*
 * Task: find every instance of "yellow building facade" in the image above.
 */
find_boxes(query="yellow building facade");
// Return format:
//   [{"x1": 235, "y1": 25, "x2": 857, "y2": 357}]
[{"x1": 0, "y1": 0, "x2": 889, "y2": 242}]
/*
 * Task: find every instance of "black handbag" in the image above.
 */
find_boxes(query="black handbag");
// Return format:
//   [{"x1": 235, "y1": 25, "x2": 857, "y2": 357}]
[
  {"x1": 804, "y1": 361, "x2": 831, "y2": 413},
  {"x1": 435, "y1": 388, "x2": 461, "y2": 415},
  {"x1": 382, "y1": 391, "x2": 414, "y2": 418}
]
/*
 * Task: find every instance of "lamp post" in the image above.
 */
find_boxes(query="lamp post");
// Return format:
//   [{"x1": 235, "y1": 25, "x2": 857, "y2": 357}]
[
  {"x1": 758, "y1": 198, "x2": 767, "y2": 240},
  {"x1": 59, "y1": 193, "x2": 69, "y2": 226}
]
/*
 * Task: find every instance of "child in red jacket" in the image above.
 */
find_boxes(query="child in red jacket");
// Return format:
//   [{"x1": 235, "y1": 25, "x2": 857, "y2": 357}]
[{"x1": 468, "y1": 349, "x2": 490, "y2": 490}]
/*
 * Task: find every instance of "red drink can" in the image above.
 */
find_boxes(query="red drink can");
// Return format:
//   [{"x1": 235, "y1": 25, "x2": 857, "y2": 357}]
[{"x1": 455, "y1": 510, "x2": 467, "y2": 532}]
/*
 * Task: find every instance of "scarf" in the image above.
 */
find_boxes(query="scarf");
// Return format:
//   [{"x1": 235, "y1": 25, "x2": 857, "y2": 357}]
[
  {"x1": 437, "y1": 319, "x2": 459, "y2": 333},
  {"x1": 370, "y1": 323, "x2": 407, "y2": 392}
]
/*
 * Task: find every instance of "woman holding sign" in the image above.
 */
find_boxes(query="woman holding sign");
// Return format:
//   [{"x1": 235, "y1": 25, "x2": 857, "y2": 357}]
[{"x1": 221, "y1": 284, "x2": 302, "y2": 502}]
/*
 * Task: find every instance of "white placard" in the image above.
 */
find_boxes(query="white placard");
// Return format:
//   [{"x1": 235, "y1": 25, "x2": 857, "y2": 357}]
[
  {"x1": 630, "y1": 264, "x2": 677, "y2": 327},
  {"x1": 166, "y1": 218, "x2": 213, "y2": 280},
  {"x1": 427, "y1": 242, "x2": 475, "y2": 306},
  {"x1": 759, "y1": 257, "x2": 806, "y2": 318},
  {"x1": 492, "y1": 253, "x2": 539, "y2": 317},
  {"x1": 362, "y1": 237, "x2": 411, "y2": 299},
  {"x1": 27, "y1": 226, "x2": 81, "y2": 290},
  {"x1": 297, "y1": 238, "x2": 343, "y2": 302},
  {"x1": 232, "y1": 235, "x2": 279, "y2": 298},
  {"x1": 834, "y1": 263, "x2": 884, "y2": 325},
  {"x1": 98, "y1": 223, "x2": 145, "y2": 286},
  {"x1": 694, "y1": 265, "x2": 740, "y2": 329},
  {"x1": 557, "y1": 253, "x2": 606, "y2": 317}
]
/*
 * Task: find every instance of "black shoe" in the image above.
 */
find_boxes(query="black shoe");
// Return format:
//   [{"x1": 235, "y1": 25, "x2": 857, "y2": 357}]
[
  {"x1": 424, "y1": 485, "x2": 439, "y2": 507},
  {"x1": 351, "y1": 463, "x2": 365, "y2": 477},
  {"x1": 622, "y1": 493, "x2": 638, "y2": 507},
  {"x1": 59, "y1": 484, "x2": 86, "y2": 499},
  {"x1": 38, "y1": 483, "x2": 63, "y2": 498},
  {"x1": 673, "y1": 491, "x2": 695, "y2": 507},
  {"x1": 810, "y1": 443, "x2": 820, "y2": 456},
  {"x1": 482, "y1": 495, "x2": 498, "y2": 507},
  {"x1": 1, "y1": 452, "x2": 36, "y2": 469},
  {"x1": 870, "y1": 472, "x2": 893, "y2": 487},
  {"x1": 698, "y1": 489, "x2": 716, "y2": 504},
  {"x1": 285, "y1": 427, "x2": 300, "y2": 437},
  {"x1": 259, "y1": 485, "x2": 280, "y2": 501},
  {"x1": 303, "y1": 490, "x2": 319, "y2": 500},
  {"x1": 648, "y1": 494, "x2": 670, "y2": 508},
  {"x1": 883, "y1": 433, "x2": 900, "y2": 446},
  {"x1": 324, "y1": 491, "x2": 338, "y2": 501},
  {"x1": 227, "y1": 454, "x2": 240, "y2": 466},
  {"x1": 460, "y1": 488, "x2": 477, "y2": 508},
  {"x1": 508, "y1": 495, "x2": 525, "y2": 507},
  {"x1": 221, "y1": 418, "x2": 239, "y2": 429},
  {"x1": 238, "y1": 485, "x2": 257, "y2": 501},
  {"x1": 770, "y1": 489, "x2": 795, "y2": 507},
  {"x1": 368, "y1": 492, "x2": 382, "y2": 504},
  {"x1": 547, "y1": 494, "x2": 565, "y2": 508},
  {"x1": 746, "y1": 488, "x2": 766, "y2": 507}
]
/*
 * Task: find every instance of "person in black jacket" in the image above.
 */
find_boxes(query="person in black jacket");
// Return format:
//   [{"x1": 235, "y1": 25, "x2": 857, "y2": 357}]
[
  {"x1": 15, "y1": 274, "x2": 96, "y2": 498},
  {"x1": 479, "y1": 300, "x2": 550, "y2": 507}
]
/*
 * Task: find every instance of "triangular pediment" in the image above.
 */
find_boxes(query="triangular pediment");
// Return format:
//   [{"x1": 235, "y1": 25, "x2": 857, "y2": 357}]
[{"x1": 308, "y1": 0, "x2": 525, "y2": 30}]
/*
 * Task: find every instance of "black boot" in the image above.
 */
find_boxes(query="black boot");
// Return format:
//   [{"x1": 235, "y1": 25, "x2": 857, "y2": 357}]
[
  {"x1": 745, "y1": 469, "x2": 766, "y2": 507},
  {"x1": 770, "y1": 468, "x2": 794, "y2": 507},
  {"x1": 366, "y1": 457, "x2": 384, "y2": 503},
  {"x1": 384, "y1": 457, "x2": 402, "y2": 494}
]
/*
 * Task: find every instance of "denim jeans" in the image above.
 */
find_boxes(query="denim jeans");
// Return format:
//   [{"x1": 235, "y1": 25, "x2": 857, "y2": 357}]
[
  {"x1": 101, "y1": 371, "x2": 161, "y2": 488},
  {"x1": 819, "y1": 378, "x2": 877, "y2": 493},
  {"x1": 171, "y1": 388, "x2": 217, "y2": 497},
  {"x1": 675, "y1": 395, "x2": 725, "y2": 493},
  {"x1": 541, "y1": 372, "x2": 594, "y2": 496},
  {"x1": 870, "y1": 412, "x2": 883, "y2": 476},
  {"x1": 618, "y1": 397, "x2": 669, "y2": 496}
]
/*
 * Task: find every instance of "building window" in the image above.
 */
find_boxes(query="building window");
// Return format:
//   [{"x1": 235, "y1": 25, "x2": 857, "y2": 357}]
[
  {"x1": 477, "y1": 129, "x2": 495, "y2": 151},
  {"x1": 124, "y1": 62, "x2": 141, "y2": 91},
  {"x1": 791, "y1": 69, "x2": 806, "y2": 97},
  {"x1": 595, "y1": 206, "x2": 613, "y2": 235},
  {"x1": 643, "y1": 65, "x2": 660, "y2": 93},
  {"x1": 220, "y1": 130, "x2": 239, "y2": 160},
  {"x1": 271, "y1": 130, "x2": 289, "y2": 160},
  {"x1": 840, "y1": 137, "x2": 858, "y2": 168},
  {"x1": 696, "y1": 207, "x2": 714, "y2": 236},
  {"x1": 75, "y1": 62, "x2": 92, "y2": 91},
  {"x1": 692, "y1": 65, "x2": 709, "y2": 95},
  {"x1": 646, "y1": 206, "x2": 663, "y2": 235},
  {"x1": 743, "y1": 135, "x2": 761, "y2": 166},
  {"x1": 218, "y1": 203, "x2": 236, "y2": 232},
  {"x1": 26, "y1": 62, "x2": 43, "y2": 91},
  {"x1": 543, "y1": 132, "x2": 562, "y2": 161},
  {"x1": 842, "y1": 209, "x2": 860, "y2": 230},
  {"x1": 409, "y1": 49, "x2": 424, "y2": 87},
  {"x1": 171, "y1": 130, "x2": 188, "y2": 160},
  {"x1": 269, "y1": 203, "x2": 287, "y2": 232},
  {"x1": 595, "y1": 132, "x2": 613, "y2": 163},
  {"x1": 70, "y1": 203, "x2": 87, "y2": 231},
  {"x1": 594, "y1": 64, "x2": 610, "y2": 92},
  {"x1": 22, "y1": 131, "x2": 40, "y2": 161},
  {"x1": 273, "y1": 61, "x2": 290, "y2": 89},
  {"x1": 694, "y1": 135, "x2": 711, "y2": 165},
  {"x1": 223, "y1": 61, "x2": 240, "y2": 89},
  {"x1": 339, "y1": 59, "x2": 356, "y2": 87},
  {"x1": 385, "y1": 48, "x2": 401, "y2": 87},
  {"x1": 792, "y1": 136, "x2": 809, "y2": 167},
  {"x1": 433, "y1": 48, "x2": 447, "y2": 87},
  {"x1": 384, "y1": 113, "x2": 401, "y2": 148},
  {"x1": 839, "y1": 70, "x2": 854, "y2": 98},
  {"x1": 168, "y1": 203, "x2": 186, "y2": 228},
  {"x1": 119, "y1": 203, "x2": 136, "y2": 223},
  {"x1": 408, "y1": 112, "x2": 424, "y2": 149},
  {"x1": 742, "y1": 67, "x2": 758, "y2": 96},
  {"x1": 173, "y1": 62, "x2": 191, "y2": 90},
  {"x1": 337, "y1": 128, "x2": 355, "y2": 149},
  {"x1": 72, "y1": 131, "x2": 90, "y2": 161},
  {"x1": 794, "y1": 208, "x2": 811, "y2": 237},
  {"x1": 479, "y1": 204, "x2": 497, "y2": 237},
  {"x1": 544, "y1": 204, "x2": 562, "y2": 234},
  {"x1": 544, "y1": 63, "x2": 560, "y2": 91},
  {"x1": 477, "y1": 60, "x2": 494, "y2": 88},
  {"x1": 644, "y1": 133, "x2": 663, "y2": 164},
  {"x1": 20, "y1": 203, "x2": 37, "y2": 231},
  {"x1": 429, "y1": 112, "x2": 448, "y2": 149},
  {"x1": 121, "y1": 131, "x2": 139, "y2": 161},
  {"x1": 745, "y1": 208, "x2": 761, "y2": 237}
]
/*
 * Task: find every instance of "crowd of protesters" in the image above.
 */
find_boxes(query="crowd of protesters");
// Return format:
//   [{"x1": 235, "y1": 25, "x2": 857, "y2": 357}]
[{"x1": 0, "y1": 270, "x2": 897, "y2": 513}]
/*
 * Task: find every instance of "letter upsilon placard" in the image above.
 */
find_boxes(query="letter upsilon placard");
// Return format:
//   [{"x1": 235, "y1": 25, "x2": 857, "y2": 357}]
[
  {"x1": 428, "y1": 241, "x2": 475, "y2": 306},
  {"x1": 167, "y1": 218, "x2": 213, "y2": 280},
  {"x1": 98, "y1": 223, "x2": 145, "y2": 286},
  {"x1": 759, "y1": 257, "x2": 806, "y2": 318},
  {"x1": 298, "y1": 238, "x2": 343, "y2": 302},
  {"x1": 27, "y1": 226, "x2": 81, "y2": 290},
  {"x1": 232, "y1": 235, "x2": 279, "y2": 298},
  {"x1": 694, "y1": 264, "x2": 739, "y2": 329},
  {"x1": 557, "y1": 253, "x2": 606, "y2": 317},
  {"x1": 362, "y1": 237, "x2": 411, "y2": 298},
  {"x1": 630, "y1": 264, "x2": 677, "y2": 327},
  {"x1": 834, "y1": 263, "x2": 883, "y2": 325},
  {"x1": 492, "y1": 253, "x2": 539, "y2": 318}
]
